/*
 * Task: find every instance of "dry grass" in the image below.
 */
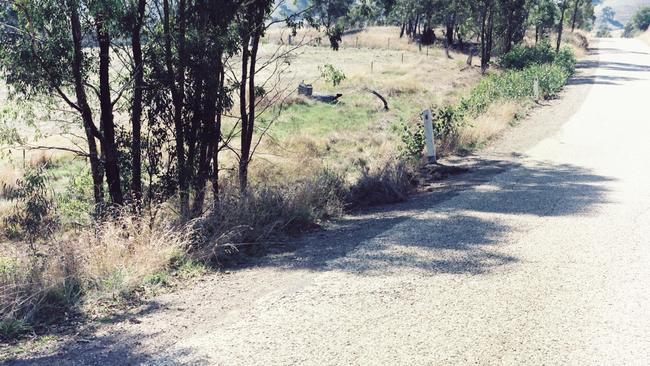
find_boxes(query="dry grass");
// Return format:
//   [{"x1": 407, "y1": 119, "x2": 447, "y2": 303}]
[
  {"x1": 73, "y1": 213, "x2": 189, "y2": 300},
  {"x1": 0, "y1": 210, "x2": 190, "y2": 336},
  {"x1": 264, "y1": 25, "x2": 453, "y2": 53},
  {"x1": 457, "y1": 100, "x2": 523, "y2": 149},
  {"x1": 558, "y1": 30, "x2": 590, "y2": 58},
  {"x1": 256, "y1": 26, "x2": 478, "y2": 96},
  {"x1": 0, "y1": 164, "x2": 19, "y2": 199},
  {"x1": 640, "y1": 29, "x2": 650, "y2": 46}
]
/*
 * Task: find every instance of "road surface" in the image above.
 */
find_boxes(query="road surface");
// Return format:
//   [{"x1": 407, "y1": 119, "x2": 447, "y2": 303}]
[{"x1": 8, "y1": 37, "x2": 650, "y2": 365}]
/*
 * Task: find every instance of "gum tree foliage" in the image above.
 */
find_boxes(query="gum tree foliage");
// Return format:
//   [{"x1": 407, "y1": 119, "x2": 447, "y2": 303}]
[
  {"x1": 529, "y1": 0, "x2": 560, "y2": 43},
  {"x1": 0, "y1": 0, "x2": 337, "y2": 219},
  {"x1": 632, "y1": 6, "x2": 650, "y2": 31},
  {"x1": 308, "y1": 0, "x2": 355, "y2": 49}
]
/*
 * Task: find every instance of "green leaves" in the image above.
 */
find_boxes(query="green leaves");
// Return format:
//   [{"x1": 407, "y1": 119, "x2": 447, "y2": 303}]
[
  {"x1": 3, "y1": 165, "x2": 58, "y2": 247},
  {"x1": 319, "y1": 64, "x2": 346, "y2": 87}
]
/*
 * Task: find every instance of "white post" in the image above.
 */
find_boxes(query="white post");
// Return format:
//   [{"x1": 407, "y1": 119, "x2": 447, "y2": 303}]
[
  {"x1": 533, "y1": 77, "x2": 539, "y2": 100},
  {"x1": 422, "y1": 109, "x2": 436, "y2": 164}
]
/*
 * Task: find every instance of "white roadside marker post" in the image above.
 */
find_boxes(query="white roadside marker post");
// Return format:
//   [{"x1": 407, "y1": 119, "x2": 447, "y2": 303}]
[
  {"x1": 533, "y1": 77, "x2": 540, "y2": 100},
  {"x1": 422, "y1": 109, "x2": 437, "y2": 164}
]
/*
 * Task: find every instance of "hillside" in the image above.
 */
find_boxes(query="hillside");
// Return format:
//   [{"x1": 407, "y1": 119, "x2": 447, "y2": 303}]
[{"x1": 596, "y1": 0, "x2": 650, "y2": 27}]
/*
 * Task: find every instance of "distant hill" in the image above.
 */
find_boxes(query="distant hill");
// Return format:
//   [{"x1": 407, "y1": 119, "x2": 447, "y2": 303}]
[{"x1": 596, "y1": 0, "x2": 650, "y2": 28}]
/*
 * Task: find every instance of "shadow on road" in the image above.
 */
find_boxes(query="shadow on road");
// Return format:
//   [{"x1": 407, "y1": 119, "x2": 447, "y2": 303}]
[
  {"x1": 3, "y1": 301, "x2": 209, "y2": 366},
  {"x1": 568, "y1": 74, "x2": 642, "y2": 86},
  {"x1": 238, "y1": 159, "x2": 614, "y2": 277}
]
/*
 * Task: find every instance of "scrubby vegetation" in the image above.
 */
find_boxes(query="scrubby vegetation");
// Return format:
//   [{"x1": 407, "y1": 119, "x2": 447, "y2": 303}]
[
  {"x1": 0, "y1": 0, "x2": 586, "y2": 343},
  {"x1": 623, "y1": 6, "x2": 650, "y2": 37},
  {"x1": 399, "y1": 42, "x2": 577, "y2": 158}
]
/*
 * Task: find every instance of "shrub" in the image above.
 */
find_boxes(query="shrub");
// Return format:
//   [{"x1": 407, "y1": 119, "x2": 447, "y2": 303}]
[
  {"x1": 2, "y1": 165, "x2": 58, "y2": 249},
  {"x1": 56, "y1": 167, "x2": 94, "y2": 227},
  {"x1": 432, "y1": 105, "x2": 464, "y2": 140},
  {"x1": 347, "y1": 161, "x2": 413, "y2": 208},
  {"x1": 459, "y1": 59, "x2": 572, "y2": 118},
  {"x1": 319, "y1": 64, "x2": 346, "y2": 87},
  {"x1": 596, "y1": 25, "x2": 612, "y2": 38},
  {"x1": 633, "y1": 6, "x2": 650, "y2": 31},
  {"x1": 553, "y1": 47, "x2": 577, "y2": 75},
  {"x1": 498, "y1": 42, "x2": 556, "y2": 70},
  {"x1": 398, "y1": 121, "x2": 425, "y2": 160}
]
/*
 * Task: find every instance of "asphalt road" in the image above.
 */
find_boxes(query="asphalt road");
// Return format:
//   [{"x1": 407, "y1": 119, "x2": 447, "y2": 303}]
[{"x1": 8, "y1": 37, "x2": 650, "y2": 365}]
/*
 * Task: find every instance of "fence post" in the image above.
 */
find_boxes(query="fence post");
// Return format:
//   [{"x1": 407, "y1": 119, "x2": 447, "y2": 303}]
[
  {"x1": 533, "y1": 77, "x2": 540, "y2": 100},
  {"x1": 371, "y1": 61, "x2": 374, "y2": 73},
  {"x1": 422, "y1": 109, "x2": 436, "y2": 164}
]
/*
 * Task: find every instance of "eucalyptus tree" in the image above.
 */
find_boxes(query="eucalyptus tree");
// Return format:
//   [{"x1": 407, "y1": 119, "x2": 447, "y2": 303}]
[
  {"x1": 0, "y1": 0, "x2": 128, "y2": 208},
  {"x1": 498, "y1": 0, "x2": 530, "y2": 53},
  {"x1": 528, "y1": 0, "x2": 559, "y2": 43},
  {"x1": 556, "y1": 0, "x2": 569, "y2": 51}
]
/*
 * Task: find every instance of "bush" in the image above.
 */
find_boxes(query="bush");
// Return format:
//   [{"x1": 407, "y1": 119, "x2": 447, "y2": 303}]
[
  {"x1": 596, "y1": 25, "x2": 612, "y2": 38},
  {"x1": 460, "y1": 49, "x2": 574, "y2": 118},
  {"x1": 633, "y1": 6, "x2": 650, "y2": 31},
  {"x1": 499, "y1": 42, "x2": 576, "y2": 75},
  {"x1": 553, "y1": 47, "x2": 577, "y2": 74},
  {"x1": 2, "y1": 165, "x2": 58, "y2": 249},
  {"x1": 498, "y1": 42, "x2": 556, "y2": 70},
  {"x1": 398, "y1": 121, "x2": 425, "y2": 160},
  {"x1": 347, "y1": 161, "x2": 413, "y2": 208}
]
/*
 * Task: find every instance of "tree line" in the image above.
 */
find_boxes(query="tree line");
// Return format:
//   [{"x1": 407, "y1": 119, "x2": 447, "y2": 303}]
[{"x1": 310, "y1": 0, "x2": 594, "y2": 69}]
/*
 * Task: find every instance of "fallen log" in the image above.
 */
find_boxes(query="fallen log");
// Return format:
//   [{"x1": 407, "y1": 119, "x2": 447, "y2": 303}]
[
  {"x1": 366, "y1": 89, "x2": 389, "y2": 111},
  {"x1": 312, "y1": 93, "x2": 343, "y2": 103}
]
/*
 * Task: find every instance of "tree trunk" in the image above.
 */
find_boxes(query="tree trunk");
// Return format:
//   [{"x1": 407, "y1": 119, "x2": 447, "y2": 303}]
[
  {"x1": 571, "y1": 0, "x2": 581, "y2": 32},
  {"x1": 191, "y1": 56, "x2": 221, "y2": 215},
  {"x1": 480, "y1": 0, "x2": 494, "y2": 73},
  {"x1": 238, "y1": 34, "x2": 252, "y2": 192},
  {"x1": 163, "y1": 0, "x2": 189, "y2": 217},
  {"x1": 97, "y1": 17, "x2": 124, "y2": 206},
  {"x1": 211, "y1": 68, "x2": 225, "y2": 207},
  {"x1": 70, "y1": 4, "x2": 104, "y2": 211},
  {"x1": 445, "y1": 13, "x2": 455, "y2": 47},
  {"x1": 130, "y1": 0, "x2": 146, "y2": 205},
  {"x1": 556, "y1": 0, "x2": 568, "y2": 52}
]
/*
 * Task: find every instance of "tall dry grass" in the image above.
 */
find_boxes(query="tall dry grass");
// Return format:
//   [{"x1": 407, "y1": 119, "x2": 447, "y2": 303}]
[
  {"x1": 640, "y1": 29, "x2": 650, "y2": 46},
  {"x1": 1, "y1": 210, "x2": 191, "y2": 338},
  {"x1": 457, "y1": 101, "x2": 522, "y2": 149}
]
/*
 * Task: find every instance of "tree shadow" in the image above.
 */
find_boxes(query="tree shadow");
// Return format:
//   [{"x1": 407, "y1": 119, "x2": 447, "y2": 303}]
[
  {"x1": 589, "y1": 48, "x2": 650, "y2": 56},
  {"x1": 577, "y1": 60, "x2": 650, "y2": 73},
  {"x1": 3, "y1": 300, "x2": 210, "y2": 366},
  {"x1": 5, "y1": 333, "x2": 209, "y2": 366},
  {"x1": 236, "y1": 159, "x2": 613, "y2": 277},
  {"x1": 568, "y1": 74, "x2": 642, "y2": 85}
]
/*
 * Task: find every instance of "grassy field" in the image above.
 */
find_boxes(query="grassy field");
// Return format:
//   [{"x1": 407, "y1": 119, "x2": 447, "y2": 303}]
[{"x1": 242, "y1": 27, "x2": 482, "y2": 185}]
